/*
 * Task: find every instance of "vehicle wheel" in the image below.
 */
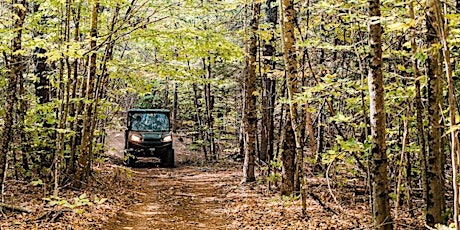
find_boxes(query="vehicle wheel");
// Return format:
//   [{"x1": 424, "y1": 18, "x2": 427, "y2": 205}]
[
  {"x1": 123, "y1": 151, "x2": 137, "y2": 166},
  {"x1": 161, "y1": 147, "x2": 174, "y2": 168}
]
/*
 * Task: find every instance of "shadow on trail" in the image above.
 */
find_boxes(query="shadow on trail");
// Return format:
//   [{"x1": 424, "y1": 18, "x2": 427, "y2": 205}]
[{"x1": 129, "y1": 158, "x2": 161, "y2": 169}]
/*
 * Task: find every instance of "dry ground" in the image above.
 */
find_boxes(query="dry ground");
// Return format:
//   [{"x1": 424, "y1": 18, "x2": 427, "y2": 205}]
[{"x1": 0, "y1": 130, "x2": 424, "y2": 229}]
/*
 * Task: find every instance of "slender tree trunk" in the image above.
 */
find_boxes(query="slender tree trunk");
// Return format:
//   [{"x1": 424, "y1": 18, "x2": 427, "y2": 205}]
[
  {"x1": 173, "y1": 83, "x2": 178, "y2": 132},
  {"x1": 395, "y1": 107, "x2": 410, "y2": 226},
  {"x1": 18, "y1": 37, "x2": 29, "y2": 176},
  {"x1": 281, "y1": 115, "x2": 295, "y2": 195},
  {"x1": 261, "y1": 0, "x2": 277, "y2": 163},
  {"x1": 425, "y1": 0, "x2": 445, "y2": 225},
  {"x1": 0, "y1": 0, "x2": 27, "y2": 187},
  {"x1": 88, "y1": 5, "x2": 119, "y2": 171},
  {"x1": 164, "y1": 79, "x2": 169, "y2": 108},
  {"x1": 242, "y1": 0, "x2": 260, "y2": 183},
  {"x1": 76, "y1": 0, "x2": 99, "y2": 186},
  {"x1": 204, "y1": 57, "x2": 216, "y2": 160},
  {"x1": 368, "y1": 0, "x2": 392, "y2": 228},
  {"x1": 409, "y1": 0, "x2": 428, "y2": 210},
  {"x1": 31, "y1": 3, "x2": 52, "y2": 177},
  {"x1": 435, "y1": 0, "x2": 460, "y2": 226},
  {"x1": 68, "y1": 0, "x2": 82, "y2": 175},
  {"x1": 281, "y1": 0, "x2": 304, "y2": 199},
  {"x1": 193, "y1": 83, "x2": 207, "y2": 159},
  {"x1": 17, "y1": 0, "x2": 33, "y2": 177}
]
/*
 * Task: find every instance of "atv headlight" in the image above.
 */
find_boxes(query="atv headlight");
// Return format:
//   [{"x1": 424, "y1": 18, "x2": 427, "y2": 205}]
[
  {"x1": 162, "y1": 135, "x2": 172, "y2": 142},
  {"x1": 130, "y1": 134, "x2": 142, "y2": 142}
]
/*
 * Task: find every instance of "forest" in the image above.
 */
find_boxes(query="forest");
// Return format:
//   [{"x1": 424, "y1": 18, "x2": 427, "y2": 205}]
[{"x1": 0, "y1": 0, "x2": 460, "y2": 229}]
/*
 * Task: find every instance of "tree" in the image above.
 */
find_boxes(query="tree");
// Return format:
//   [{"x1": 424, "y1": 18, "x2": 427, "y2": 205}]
[
  {"x1": 243, "y1": 0, "x2": 260, "y2": 183},
  {"x1": 260, "y1": 0, "x2": 277, "y2": 163},
  {"x1": 425, "y1": 0, "x2": 445, "y2": 226},
  {"x1": 280, "y1": 0, "x2": 306, "y2": 199},
  {"x1": 0, "y1": 0, "x2": 27, "y2": 187},
  {"x1": 76, "y1": 0, "x2": 100, "y2": 186},
  {"x1": 367, "y1": 0, "x2": 392, "y2": 228}
]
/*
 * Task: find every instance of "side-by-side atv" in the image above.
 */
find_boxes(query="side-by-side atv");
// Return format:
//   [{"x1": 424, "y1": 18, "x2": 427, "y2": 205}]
[{"x1": 123, "y1": 109, "x2": 174, "y2": 167}]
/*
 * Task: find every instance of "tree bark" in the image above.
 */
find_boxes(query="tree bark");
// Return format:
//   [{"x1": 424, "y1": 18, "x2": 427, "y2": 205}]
[
  {"x1": 76, "y1": 0, "x2": 99, "y2": 186},
  {"x1": 435, "y1": 0, "x2": 459, "y2": 226},
  {"x1": 68, "y1": 0, "x2": 82, "y2": 175},
  {"x1": 281, "y1": 115, "x2": 295, "y2": 195},
  {"x1": 172, "y1": 83, "x2": 178, "y2": 132},
  {"x1": 204, "y1": 57, "x2": 216, "y2": 160},
  {"x1": 281, "y1": 0, "x2": 304, "y2": 196},
  {"x1": 193, "y1": 83, "x2": 207, "y2": 159},
  {"x1": 242, "y1": 0, "x2": 260, "y2": 183},
  {"x1": 0, "y1": 0, "x2": 27, "y2": 187},
  {"x1": 409, "y1": 0, "x2": 428, "y2": 210},
  {"x1": 261, "y1": 0, "x2": 277, "y2": 163},
  {"x1": 425, "y1": 0, "x2": 445, "y2": 225},
  {"x1": 164, "y1": 79, "x2": 169, "y2": 108},
  {"x1": 367, "y1": 0, "x2": 392, "y2": 228}
]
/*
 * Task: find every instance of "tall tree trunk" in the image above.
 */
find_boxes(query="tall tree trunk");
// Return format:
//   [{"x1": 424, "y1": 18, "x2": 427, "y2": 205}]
[
  {"x1": 172, "y1": 83, "x2": 178, "y2": 132},
  {"x1": 68, "y1": 1, "x2": 82, "y2": 175},
  {"x1": 368, "y1": 0, "x2": 392, "y2": 228},
  {"x1": 18, "y1": 9, "x2": 30, "y2": 176},
  {"x1": 242, "y1": 0, "x2": 260, "y2": 183},
  {"x1": 76, "y1": 0, "x2": 99, "y2": 186},
  {"x1": 204, "y1": 57, "x2": 216, "y2": 160},
  {"x1": 164, "y1": 79, "x2": 169, "y2": 108},
  {"x1": 281, "y1": 0, "x2": 304, "y2": 198},
  {"x1": 435, "y1": 0, "x2": 459, "y2": 226},
  {"x1": 261, "y1": 0, "x2": 277, "y2": 163},
  {"x1": 425, "y1": 0, "x2": 445, "y2": 225},
  {"x1": 409, "y1": 0, "x2": 428, "y2": 210},
  {"x1": 395, "y1": 107, "x2": 410, "y2": 226},
  {"x1": 32, "y1": 2, "x2": 52, "y2": 177},
  {"x1": 88, "y1": 5, "x2": 119, "y2": 171},
  {"x1": 281, "y1": 115, "x2": 295, "y2": 195},
  {"x1": 193, "y1": 83, "x2": 207, "y2": 159},
  {"x1": 0, "y1": 0, "x2": 27, "y2": 187}
]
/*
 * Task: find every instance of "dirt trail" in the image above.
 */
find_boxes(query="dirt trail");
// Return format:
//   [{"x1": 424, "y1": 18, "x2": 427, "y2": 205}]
[{"x1": 103, "y1": 131, "x2": 239, "y2": 230}]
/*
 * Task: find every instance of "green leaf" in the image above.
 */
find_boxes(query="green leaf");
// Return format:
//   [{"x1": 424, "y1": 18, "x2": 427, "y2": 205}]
[
  {"x1": 396, "y1": 64, "x2": 406, "y2": 71},
  {"x1": 73, "y1": 209, "x2": 85, "y2": 214},
  {"x1": 79, "y1": 193, "x2": 87, "y2": 199},
  {"x1": 386, "y1": 22, "x2": 411, "y2": 32},
  {"x1": 95, "y1": 198, "x2": 108, "y2": 205},
  {"x1": 31, "y1": 179, "x2": 43, "y2": 186}
]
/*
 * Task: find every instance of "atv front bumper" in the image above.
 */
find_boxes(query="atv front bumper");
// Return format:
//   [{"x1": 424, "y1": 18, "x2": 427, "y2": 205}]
[{"x1": 125, "y1": 141, "x2": 172, "y2": 157}]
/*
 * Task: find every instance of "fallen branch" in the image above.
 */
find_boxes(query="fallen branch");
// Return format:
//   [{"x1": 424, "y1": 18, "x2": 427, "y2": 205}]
[
  {"x1": 0, "y1": 202, "x2": 33, "y2": 213},
  {"x1": 35, "y1": 209, "x2": 72, "y2": 223},
  {"x1": 308, "y1": 192, "x2": 338, "y2": 215}
]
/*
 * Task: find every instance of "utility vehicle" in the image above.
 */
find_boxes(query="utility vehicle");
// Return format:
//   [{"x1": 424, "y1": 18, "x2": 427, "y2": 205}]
[{"x1": 123, "y1": 109, "x2": 174, "y2": 167}]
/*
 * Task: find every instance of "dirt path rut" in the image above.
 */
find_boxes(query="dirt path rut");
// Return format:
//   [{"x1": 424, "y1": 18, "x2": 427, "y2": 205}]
[{"x1": 103, "y1": 131, "x2": 239, "y2": 229}]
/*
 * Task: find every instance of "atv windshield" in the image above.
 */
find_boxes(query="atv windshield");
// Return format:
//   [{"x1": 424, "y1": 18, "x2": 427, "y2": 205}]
[{"x1": 129, "y1": 113, "x2": 170, "y2": 132}]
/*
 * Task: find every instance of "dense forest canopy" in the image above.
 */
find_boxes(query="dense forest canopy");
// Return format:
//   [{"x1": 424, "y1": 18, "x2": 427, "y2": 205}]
[{"x1": 1, "y1": 0, "x2": 460, "y2": 228}]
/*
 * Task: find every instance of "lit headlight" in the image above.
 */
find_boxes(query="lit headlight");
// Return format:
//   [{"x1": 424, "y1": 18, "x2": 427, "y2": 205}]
[
  {"x1": 162, "y1": 135, "x2": 172, "y2": 142},
  {"x1": 130, "y1": 134, "x2": 142, "y2": 142}
]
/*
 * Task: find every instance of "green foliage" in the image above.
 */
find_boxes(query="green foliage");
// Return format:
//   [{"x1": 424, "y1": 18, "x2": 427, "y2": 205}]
[
  {"x1": 30, "y1": 179, "x2": 44, "y2": 186},
  {"x1": 135, "y1": 94, "x2": 163, "y2": 109},
  {"x1": 42, "y1": 193, "x2": 107, "y2": 213}
]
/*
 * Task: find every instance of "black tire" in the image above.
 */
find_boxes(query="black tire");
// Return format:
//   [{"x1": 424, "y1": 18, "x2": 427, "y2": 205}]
[
  {"x1": 161, "y1": 147, "x2": 174, "y2": 168},
  {"x1": 123, "y1": 151, "x2": 137, "y2": 166}
]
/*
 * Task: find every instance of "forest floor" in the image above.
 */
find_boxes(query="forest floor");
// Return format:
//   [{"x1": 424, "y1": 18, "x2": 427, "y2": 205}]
[{"x1": 0, "y1": 130, "x2": 425, "y2": 229}]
